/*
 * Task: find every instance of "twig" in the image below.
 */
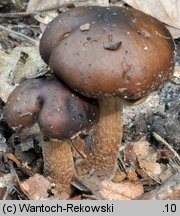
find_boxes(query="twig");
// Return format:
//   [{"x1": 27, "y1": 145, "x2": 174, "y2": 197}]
[
  {"x1": 152, "y1": 132, "x2": 180, "y2": 162},
  {"x1": 71, "y1": 137, "x2": 87, "y2": 159},
  {"x1": 0, "y1": 25, "x2": 37, "y2": 45},
  {"x1": 6, "y1": 153, "x2": 21, "y2": 167},
  {"x1": 0, "y1": 12, "x2": 38, "y2": 18},
  {"x1": 5, "y1": 153, "x2": 33, "y2": 176}
]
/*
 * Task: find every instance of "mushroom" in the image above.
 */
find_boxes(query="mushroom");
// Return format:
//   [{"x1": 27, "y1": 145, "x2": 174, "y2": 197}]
[
  {"x1": 39, "y1": 6, "x2": 105, "y2": 64},
  {"x1": 40, "y1": 6, "x2": 175, "y2": 197},
  {"x1": 4, "y1": 77, "x2": 98, "y2": 194}
]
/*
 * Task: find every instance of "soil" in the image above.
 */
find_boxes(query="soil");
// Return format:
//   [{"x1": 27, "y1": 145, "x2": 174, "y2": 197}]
[{"x1": 123, "y1": 79, "x2": 180, "y2": 153}]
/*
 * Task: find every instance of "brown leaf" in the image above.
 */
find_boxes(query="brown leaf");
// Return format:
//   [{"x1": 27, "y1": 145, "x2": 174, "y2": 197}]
[
  {"x1": 133, "y1": 140, "x2": 162, "y2": 181},
  {"x1": 124, "y1": 0, "x2": 180, "y2": 38},
  {"x1": 133, "y1": 140, "x2": 149, "y2": 159},
  {"x1": 124, "y1": 144, "x2": 136, "y2": 164},
  {"x1": 20, "y1": 174, "x2": 51, "y2": 200},
  {"x1": 139, "y1": 159, "x2": 161, "y2": 175},
  {"x1": 99, "y1": 180, "x2": 144, "y2": 200},
  {"x1": 0, "y1": 46, "x2": 47, "y2": 102},
  {"x1": 140, "y1": 173, "x2": 180, "y2": 200},
  {"x1": 20, "y1": 174, "x2": 69, "y2": 200}
]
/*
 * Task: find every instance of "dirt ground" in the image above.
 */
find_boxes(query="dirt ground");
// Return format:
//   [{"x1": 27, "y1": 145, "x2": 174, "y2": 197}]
[{"x1": 0, "y1": 0, "x2": 180, "y2": 200}]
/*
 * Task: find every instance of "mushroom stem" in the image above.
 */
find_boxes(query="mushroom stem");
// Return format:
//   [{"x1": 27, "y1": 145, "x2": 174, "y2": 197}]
[
  {"x1": 76, "y1": 97, "x2": 122, "y2": 181},
  {"x1": 42, "y1": 139, "x2": 74, "y2": 193}
]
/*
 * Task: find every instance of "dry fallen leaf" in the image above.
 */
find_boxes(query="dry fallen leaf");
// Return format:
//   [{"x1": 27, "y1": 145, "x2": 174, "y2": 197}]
[
  {"x1": 75, "y1": 174, "x2": 144, "y2": 200},
  {"x1": 133, "y1": 140, "x2": 162, "y2": 181},
  {"x1": 123, "y1": 0, "x2": 180, "y2": 38},
  {"x1": 140, "y1": 173, "x2": 180, "y2": 200},
  {"x1": 0, "y1": 46, "x2": 48, "y2": 102},
  {"x1": 27, "y1": 0, "x2": 109, "y2": 13},
  {"x1": 27, "y1": 0, "x2": 109, "y2": 25},
  {"x1": 0, "y1": 50, "x2": 18, "y2": 102},
  {"x1": 133, "y1": 140, "x2": 149, "y2": 159},
  {"x1": 34, "y1": 10, "x2": 59, "y2": 26},
  {"x1": 20, "y1": 174, "x2": 52, "y2": 200},
  {"x1": 139, "y1": 159, "x2": 161, "y2": 175},
  {"x1": 124, "y1": 144, "x2": 136, "y2": 164},
  {"x1": 20, "y1": 174, "x2": 69, "y2": 200},
  {"x1": 99, "y1": 180, "x2": 144, "y2": 200},
  {"x1": 27, "y1": 0, "x2": 77, "y2": 12},
  {"x1": 9, "y1": 46, "x2": 48, "y2": 83}
]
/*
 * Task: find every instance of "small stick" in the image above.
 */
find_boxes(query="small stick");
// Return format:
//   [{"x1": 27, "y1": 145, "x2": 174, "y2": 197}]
[
  {"x1": 0, "y1": 25, "x2": 37, "y2": 45},
  {"x1": 0, "y1": 12, "x2": 38, "y2": 18},
  {"x1": 5, "y1": 153, "x2": 21, "y2": 167},
  {"x1": 5, "y1": 153, "x2": 33, "y2": 176},
  {"x1": 152, "y1": 132, "x2": 180, "y2": 162},
  {"x1": 71, "y1": 137, "x2": 87, "y2": 159}
]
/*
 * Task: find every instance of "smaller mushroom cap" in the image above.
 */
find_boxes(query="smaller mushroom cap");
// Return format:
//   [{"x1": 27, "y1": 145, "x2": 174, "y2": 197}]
[{"x1": 5, "y1": 78, "x2": 98, "y2": 140}]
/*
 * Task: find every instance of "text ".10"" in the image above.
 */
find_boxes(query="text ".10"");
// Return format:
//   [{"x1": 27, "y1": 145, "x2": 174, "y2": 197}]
[{"x1": 164, "y1": 204, "x2": 176, "y2": 213}]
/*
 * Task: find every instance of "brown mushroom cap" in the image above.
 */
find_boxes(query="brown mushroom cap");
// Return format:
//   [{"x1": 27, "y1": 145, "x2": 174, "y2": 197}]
[
  {"x1": 5, "y1": 78, "x2": 98, "y2": 140},
  {"x1": 47, "y1": 6, "x2": 175, "y2": 99},
  {"x1": 39, "y1": 6, "x2": 104, "y2": 64}
]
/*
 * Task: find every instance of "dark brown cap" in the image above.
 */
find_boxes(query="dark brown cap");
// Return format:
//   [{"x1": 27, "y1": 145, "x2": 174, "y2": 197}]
[
  {"x1": 47, "y1": 6, "x2": 174, "y2": 100},
  {"x1": 39, "y1": 6, "x2": 104, "y2": 64},
  {"x1": 5, "y1": 78, "x2": 98, "y2": 140}
]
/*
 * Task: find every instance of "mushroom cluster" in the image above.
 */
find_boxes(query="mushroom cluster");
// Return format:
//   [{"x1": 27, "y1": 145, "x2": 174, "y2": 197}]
[
  {"x1": 5, "y1": 5, "x2": 175, "y2": 200},
  {"x1": 39, "y1": 5, "x2": 175, "y2": 196},
  {"x1": 5, "y1": 77, "x2": 98, "y2": 194}
]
